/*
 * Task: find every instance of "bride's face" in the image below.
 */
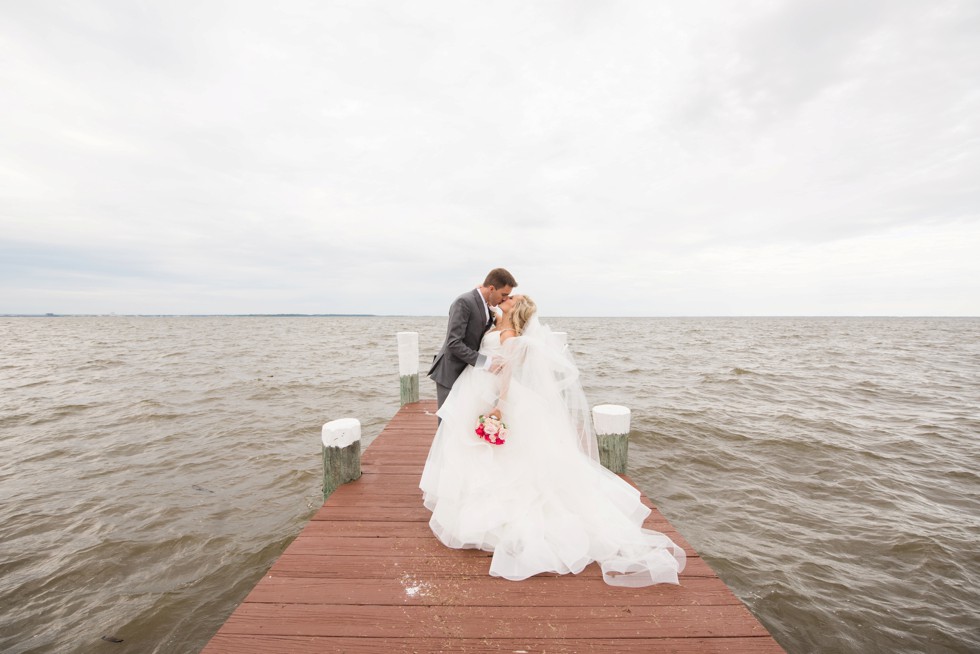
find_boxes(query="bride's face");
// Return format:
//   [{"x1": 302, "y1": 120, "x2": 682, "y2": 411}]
[{"x1": 500, "y1": 295, "x2": 518, "y2": 316}]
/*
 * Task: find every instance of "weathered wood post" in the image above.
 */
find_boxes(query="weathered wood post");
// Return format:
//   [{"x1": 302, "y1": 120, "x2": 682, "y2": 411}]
[
  {"x1": 322, "y1": 418, "x2": 361, "y2": 501},
  {"x1": 593, "y1": 404, "x2": 630, "y2": 474},
  {"x1": 397, "y1": 331, "x2": 419, "y2": 405}
]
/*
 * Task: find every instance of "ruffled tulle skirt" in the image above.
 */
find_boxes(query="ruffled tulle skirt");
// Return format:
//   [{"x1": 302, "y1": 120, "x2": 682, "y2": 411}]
[{"x1": 419, "y1": 365, "x2": 686, "y2": 586}]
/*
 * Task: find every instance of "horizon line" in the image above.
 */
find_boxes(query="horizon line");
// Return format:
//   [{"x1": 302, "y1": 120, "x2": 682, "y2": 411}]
[{"x1": 2, "y1": 313, "x2": 978, "y2": 319}]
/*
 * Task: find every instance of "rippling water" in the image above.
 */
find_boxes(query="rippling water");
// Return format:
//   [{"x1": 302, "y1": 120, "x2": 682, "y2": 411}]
[{"x1": 1, "y1": 316, "x2": 977, "y2": 653}]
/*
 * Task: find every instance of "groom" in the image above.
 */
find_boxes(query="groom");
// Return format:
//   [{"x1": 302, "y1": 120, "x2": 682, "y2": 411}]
[{"x1": 429, "y1": 268, "x2": 518, "y2": 410}]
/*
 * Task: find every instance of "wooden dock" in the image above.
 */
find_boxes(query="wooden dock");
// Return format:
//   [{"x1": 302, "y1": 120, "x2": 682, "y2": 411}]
[{"x1": 202, "y1": 401, "x2": 784, "y2": 653}]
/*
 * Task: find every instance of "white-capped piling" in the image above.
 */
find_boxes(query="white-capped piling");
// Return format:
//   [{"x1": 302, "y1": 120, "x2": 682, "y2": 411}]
[
  {"x1": 397, "y1": 331, "x2": 420, "y2": 405},
  {"x1": 551, "y1": 331, "x2": 568, "y2": 351},
  {"x1": 593, "y1": 404, "x2": 631, "y2": 474},
  {"x1": 322, "y1": 418, "x2": 361, "y2": 500}
]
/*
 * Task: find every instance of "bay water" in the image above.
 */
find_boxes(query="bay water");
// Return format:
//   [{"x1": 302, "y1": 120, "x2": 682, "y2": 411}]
[{"x1": 1, "y1": 316, "x2": 977, "y2": 653}]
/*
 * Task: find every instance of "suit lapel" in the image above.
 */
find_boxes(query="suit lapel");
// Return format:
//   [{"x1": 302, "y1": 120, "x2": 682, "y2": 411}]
[
  {"x1": 470, "y1": 289, "x2": 487, "y2": 332},
  {"x1": 473, "y1": 289, "x2": 494, "y2": 332}
]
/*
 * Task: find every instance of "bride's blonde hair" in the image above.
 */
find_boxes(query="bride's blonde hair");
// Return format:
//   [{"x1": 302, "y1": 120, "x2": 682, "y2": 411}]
[{"x1": 511, "y1": 295, "x2": 537, "y2": 335}]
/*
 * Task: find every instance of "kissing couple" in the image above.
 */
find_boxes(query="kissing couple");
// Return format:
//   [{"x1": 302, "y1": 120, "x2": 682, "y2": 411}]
[{"x1": 420, "y1": 268, "x2": 686, "y2": 587}]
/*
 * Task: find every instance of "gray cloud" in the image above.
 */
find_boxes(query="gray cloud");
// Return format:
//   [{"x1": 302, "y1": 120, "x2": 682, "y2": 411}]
[{"x1": 1, "y1": 0, "x2": 978, "y2": 315}]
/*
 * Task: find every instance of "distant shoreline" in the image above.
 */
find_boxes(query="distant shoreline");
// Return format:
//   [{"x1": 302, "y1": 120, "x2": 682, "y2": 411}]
[
  {"x1": 0, "y1": 313, "x2": 378, "y2": 318},
  {"x1": 2, "y1": 314, "x2": 978, "y2": 319}
]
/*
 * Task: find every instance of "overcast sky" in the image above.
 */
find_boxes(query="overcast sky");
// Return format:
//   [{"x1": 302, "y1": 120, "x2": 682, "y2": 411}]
[{"x1": 2, "y1": 1, "x2": 978, "y2": 316}]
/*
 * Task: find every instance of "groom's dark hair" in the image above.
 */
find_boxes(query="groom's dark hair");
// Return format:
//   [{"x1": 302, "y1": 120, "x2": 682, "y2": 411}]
[{"x1": 484, "y1": 268, "x2": 517, "y2": 289}]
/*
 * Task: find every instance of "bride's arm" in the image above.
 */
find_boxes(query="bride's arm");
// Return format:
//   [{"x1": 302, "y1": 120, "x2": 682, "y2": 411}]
[{"x1": 488, "y1": 333, "x2": 519, "y2": 419}]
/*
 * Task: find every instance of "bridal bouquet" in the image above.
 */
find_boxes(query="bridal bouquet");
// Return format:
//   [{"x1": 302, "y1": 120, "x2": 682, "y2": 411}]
[{"x1": 475, "y1": 415, "x2": 508, "y2": 445}]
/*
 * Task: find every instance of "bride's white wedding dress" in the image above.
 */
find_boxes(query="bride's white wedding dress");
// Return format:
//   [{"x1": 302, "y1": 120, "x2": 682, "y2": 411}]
[{"x1": 419, "y1": 318, "x2": 686, "y2": 586}]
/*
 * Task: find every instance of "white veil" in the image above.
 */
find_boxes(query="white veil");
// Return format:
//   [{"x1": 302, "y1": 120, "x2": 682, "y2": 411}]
[{"x1": 498, "y1": 315, "x2": 599, "y2": 463}]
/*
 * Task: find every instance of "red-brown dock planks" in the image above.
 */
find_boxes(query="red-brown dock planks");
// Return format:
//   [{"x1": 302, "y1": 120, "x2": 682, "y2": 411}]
[{"x1": 202, "y1": 401, "x2": 784, "y2": 653}]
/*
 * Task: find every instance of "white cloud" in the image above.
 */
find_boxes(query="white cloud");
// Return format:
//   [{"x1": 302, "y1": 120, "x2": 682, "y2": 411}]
[{"x1": 1, "y1": 0, "x2": 978, "y2": 315}]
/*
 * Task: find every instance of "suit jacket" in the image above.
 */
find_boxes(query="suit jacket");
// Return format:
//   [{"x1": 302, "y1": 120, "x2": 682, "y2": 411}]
[{"x1": 428, "y1": 288, "x2": 493, "y2": 390}]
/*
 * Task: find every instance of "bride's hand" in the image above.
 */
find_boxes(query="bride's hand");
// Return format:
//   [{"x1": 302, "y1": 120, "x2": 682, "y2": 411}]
[{"x1": 488, "y1": 406, "x2": 503, "y2": 421}]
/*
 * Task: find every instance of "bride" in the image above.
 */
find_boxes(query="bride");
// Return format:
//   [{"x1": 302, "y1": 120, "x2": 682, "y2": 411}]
[{"x1": 420, "y1": 295, "x2": 686, "y2": 587}]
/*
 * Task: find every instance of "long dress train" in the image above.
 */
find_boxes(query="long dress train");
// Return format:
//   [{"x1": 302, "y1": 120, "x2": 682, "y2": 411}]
[{"x1": 419, "y1": 319, "x2": 685, "y2": 587}]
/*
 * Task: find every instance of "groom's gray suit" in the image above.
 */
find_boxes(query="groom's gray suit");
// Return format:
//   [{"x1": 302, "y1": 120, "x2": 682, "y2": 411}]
[{"x1": 429, "y1": 288, "x2": 495, "y2": 409}]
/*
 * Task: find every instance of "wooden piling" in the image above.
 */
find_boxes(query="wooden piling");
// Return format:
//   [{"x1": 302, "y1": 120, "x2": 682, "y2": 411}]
[
  {"x1": 397, "y1": 331, "x2": 420, "y2": 405},
  {"x1": 321, "y1": 418, "x2": 361, "y2": 501},
  {"x1": 593, "y1": 404, "x2": 631, "y2": 474}
]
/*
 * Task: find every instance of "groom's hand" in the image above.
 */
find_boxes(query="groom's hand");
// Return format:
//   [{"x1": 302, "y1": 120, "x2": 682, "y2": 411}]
[{"x1": 489, "y1": 356, "x2": 505, "y2": 374}]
